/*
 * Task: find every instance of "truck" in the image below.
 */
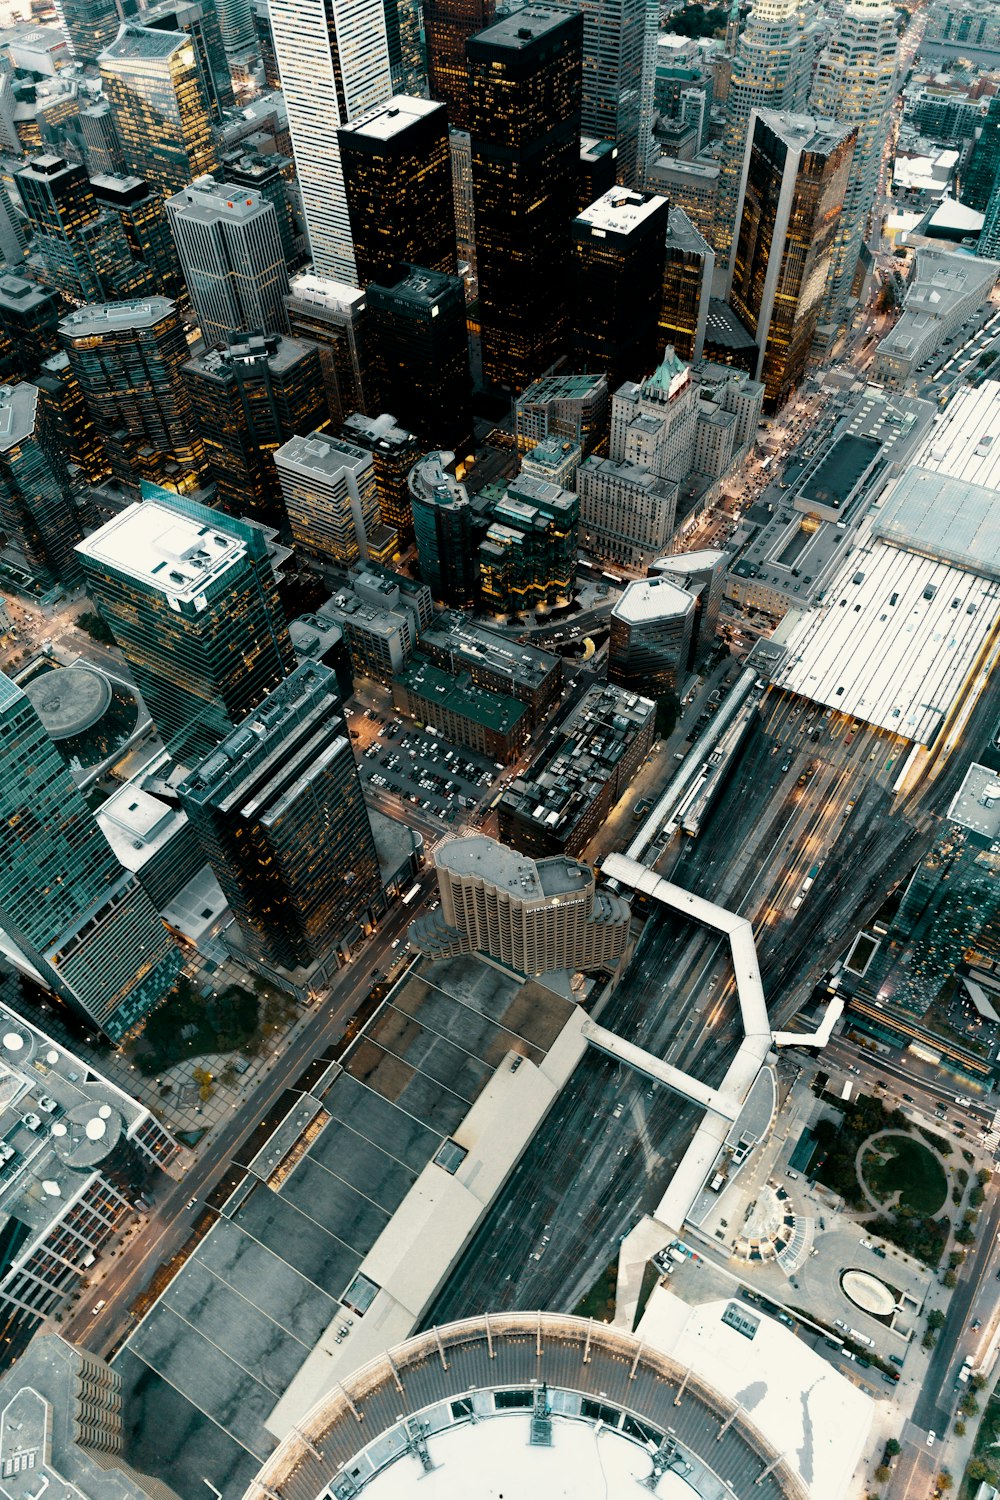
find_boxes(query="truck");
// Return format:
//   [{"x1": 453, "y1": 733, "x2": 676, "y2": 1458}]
[{"x1": 848, "y1": 1329, "x2": 875, "y2": 1349}]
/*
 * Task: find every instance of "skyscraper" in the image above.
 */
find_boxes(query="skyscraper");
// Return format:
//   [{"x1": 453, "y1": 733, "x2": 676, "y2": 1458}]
[
  {"x1": 450, "y1": 127, "x2": 477, "y2": 279},
  {"x1": 0, "y1": 275, "x2": 62, "y2": 376},
  {"x1": 76, "y1": 490, "x2": 296, "y2": 763},
  {"x1": 608, "y1": 574, "x2": 694, "y2": 693},
  {"x1": 166, "y1": 178, "x2": 290, "y2": 344},
  {"x1": 367, "y1": 265, "x2": 472, "y2": 455},
  {"x1": 341, "y1": 410, "x2": 423, "y2": 543},
  {"x1": 268, "y1": 0, "x2": 392, "y2": 283},
  {"x1": 59, "y1": 297, "x2": 205, "y2": 490},
  {"x1": 16, "y1": 155, "x2": 144, "y2": 305},
  {"x1": 408, "y1": 449, "x2": 479, "y2": 605},
  {"x1": 961, "y1": 94, "x2": 1000, "y2": 214},
  {"x1": 274, "y1": 430, "x2": 395, "y2": 566},
  {"x1": 469, "y1": 5, "x2": 583, "y2": 392},
  {"x1": 141, "y1": 0, "x2": 235, "y2": 121},
  {"x1": 339, "y1": 96, "x2": 456, "y2": 288},
  {"x1": 214, "y1": 0, "x2": 256, "y2": 59},
  {"x1": 714, "y1": 0, "x2": 819, "y2": 258},
  {"x1": 179, "y1": 662, "x2": 381, "y2": 970},
  {"x1": 576, "y1": 0, "x2": 651, "y2": 186},
  {"x1": 221, "y1": 149, "x2": 297, "y2": 269},
  {"x1": 55, "y1": 0, "x2": 126, "y2": 63},
  {"x1": 183, "y1": 331, "x2": 330, "y2": 525},
  {"x1": 729, "y1": 109, "x2": 855, "y2": 408},
  {"x1": 36, "y1": 351, "x2": 111, "y2": 485},
  {"x1": 0, "y1": 672, "x2": 182, "y2": 1039},
  {"x1": 79, "y1": 99, "x2": 127, "y2": 176},
  {"x1": 809, "y1": 0, "x2": 898, "y2": 346},
  {"x1": 99, "y1": 24, "x2": 219, "y2": 195},
  {"x1": 425, "y1": 0, "x2": 495, "y2": 130},
  {"x1": 285, "y1": 272, "x2": 376, "y2": 423},
  {"x1": 659, "y1": 204, "x2": 714, "y2": 363},
  {"x1": 478, "y1": 473, "x2": 578, "y2": 614},
  {"x1": 90, "y1": 173, "x2": 186, "y2": 303},
  {"x1": 571, "y1": 186, "x2": 669, "y2": 389},
  {"x1": 979, "y1": 177, "x2": 1000, "y2": 262},
  {"x1": 0, "y1": 383, "x2": 80, "y2": 590}
]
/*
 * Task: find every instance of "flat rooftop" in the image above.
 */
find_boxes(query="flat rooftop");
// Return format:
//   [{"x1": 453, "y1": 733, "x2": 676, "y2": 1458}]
[
  {"x1": 274, "y1": 431, "x2": 370, "y2": 483},
  {"x1": 340, "y1": 94, "x2": 442, "y2": 142},
  {"x1": 948, "y1": 762, "x2": 1000, "y2": 843},
  {"x1": 613, "y1": 575, "x2": 694, "y2": 625},
  {"x1": 420, "y1": 614, "x2": 561, "y2": 692},
  {"x1": 99, "y1": 22, "x2": 189, "y2": 60},
  {"x1": 59, "y1": 298, "x2": 175, "y2": 337},
  {"x1": 75, "y1": 498, "x2": 248, "y2": 601},
  {"x1": 435, "y1": 835, "x2": 591, "y2": 899},
  {"x1": 167, "y1": 178, "x2": 266, "y2": 221},
  {"x1": 576, "y1": 187, "x2": 667, "y2": 236},
  {"x1": 395, "y1": 657, "x2": 527, "y2": 734},
  {"x1": 471, "y1": 4, "x2": 578, "y2": 50},
  {"x1": 873, "y1": 466, "x2": 1000, "y2": 579},
  {"x1": 797, "y1": 432, "x2": 882, "y2": 512},
  {"x1": 909, "y1": 380, "x2": 1000, "y2": 490},
  {"x1": 0, "y1": 380, "x2": 38, "y2": 449}
]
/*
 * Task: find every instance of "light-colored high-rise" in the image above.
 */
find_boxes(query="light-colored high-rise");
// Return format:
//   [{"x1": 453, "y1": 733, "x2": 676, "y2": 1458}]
[
  {"x1": 809, "y1": 0, "x2": 898, "y2": 346},
  {"x1": 609, "y1": 347, "x2": 697, "y2": 484},
  {"x1": 714, "y1": 0, "x2": 820, "y2": 258},
  {"x1": 268, "y1": 0, "x2": 392, "y2": 283},
  {"x1": 577, "y1": 0, "x2": 654, "y2": 186}
]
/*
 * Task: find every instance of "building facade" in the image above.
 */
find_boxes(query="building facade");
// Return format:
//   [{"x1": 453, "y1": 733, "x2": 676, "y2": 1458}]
[
  {"x1": 90, "y1": 173, "x2": 186, "y2": 304},
  {"x1": 99, "y1": 24, "x2": 219, "y2": 194},
  {"x1": 576, "y1": 0, "x2": 652, "y2": 187},
  {"x1": 478, "y1": 473, "x2": 578, "y2": 614},
  {"x1": 577, "y1": 453, "x2": 678, "y2": 566},
  {"x1": 367, "y1": 264, "x2": 473, "y2": 456},
  {"x1": 341, "y1": 410, "x2": 423, "y2": 542},
  {"x1": 659, "y1": 205, "x2": 714, "y2": 364},
  {"x1": 608, "y1": 574, "x2": 695, "y2": 693},
  {"x1": 274, "y1": 430, "x2": 394, "y2": 566},
  {"x1": 0, "y1": 383, "x2": 80, "y2": 591},
  {"x1": 572, "y1": 187, "x2": 669, "y2": 390},
  {"x1": 16, "y1": 155, "x2": 143, "y2": 305},
  {"x1": 285, "y1": 272, "x2": 375, "y2": 423},
  {"x1": 424, "y1": 0, "x2": 495, "y2": 130},
  {"x1": 409, "y1": 449, "x2": 479, "y2": 605},
  {"x1": 392, "y1": 655, "x2": 529, "y2": 761}
]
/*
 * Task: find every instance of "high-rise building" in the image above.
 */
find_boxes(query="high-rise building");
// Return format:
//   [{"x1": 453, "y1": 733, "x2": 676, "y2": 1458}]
[
  {"x1": 166, "y1": 178, "x2": 290, "y2": 344},
  {"x1": 579, "y1": 135, "x2": 618, "y2": 211},
  {"x1": 285, "y1": 272, "x2": 375, "y2": 424},
  {"x1": 179, "y1": 662, "x2": 381, "y2": 970},
  {"x1": 576, "y1": 0, "x2": 651, "y2": 186},
  {"x1": 609, "y1": 347, "x2": 697, "y2": 483},
  {"x1": 36, "y1": 350, "x2": 111, "y2": 484},
  {"x1": 253, "y1": 0, "x2": 279, "y2": 86},
  {"x1": 268, "y1": 0, "x2": 392, "y2": 283},
  {"x1": 729, "y1": 109, "x2": 855, "y2": 408},
  {"x1": 99, "y1": 24, "x2": 219, "y2": 195},
  {"x1": 808, "y1": 0, "x2": 898, "y2": 346},
  {"x1": 183, "y1": 331, "x2": 329, "y2": 526},
  {"x1": 339, "y1": 95, "x2": 456, "y2": 288},
  {"x1": 608, "y1": 573, "x2": 694, "y2": 693},
  {"x1": 410, "y1": 834, "x2": 632, "y2": 974},
  {"x1": 76, "y1": 491, "x2": 296, "y2": 763},
  {"x1": 141, "y1": 0, "x2": 235, "y2": 121},
  {"x1": 659, "y1": 204, "x2": 714, "y2": 363},
  {"x1": 449, "y1": 126, "x2": 477, "y2": 280},
  {"x1": 16, "y1": 155, "x2": 144, "y2": 305},
  {"x1": 577, "y1": 452, "x2": 678, "y2": 566},
  {"x1": 90, "y1": 173, "x2": 186, "y2": 303},
  {"x1": 341, "y1": 410, "x2": 423, "y2": 542},
  {"x1": 214, "y1": 0, "x2": 256, "y2": 58},
  {"x1": 367, "y1": 264, "x2": 472, "y2": 455},
  {"x1": 274, "y1": 430, "x2": 396, "y2": 566},
  {"x1": 59, "y1": 297, "x2": 205, "y2": 489},
  {"x1": 478, "y1": 472, "x2": 578, "y2": 614},
  {"x1": 980, "y1": 179, "x2": 1000, "y2": 262},
  {"x1": 0, "y1": 672, "x2": 183, "y2": 1039},
  {"x1": 221, "y1": 149, "x2": 297, "y2": 269},
  {"x1": 425, "y1": 0, "x2": 494, "y2": 130},
  {"x1": 0, "y1": 383, "x2": 80, "y2": 590},
  {"x1": 79, "y1": 99, "x2": 128, "y2": 176},
  {"x1": 515, "y1": 371, "x2": 609, "y2": 452},
  {"x1": 961, "y1": 94, "x2": 1000, "y2": 213},
  {"x1": 409, "y1": 449, "x2": 479, "y2": 605},
  {"x1": 0, "y1": 275, "x2": 62, "y2": 376},
  {"x1": 469, "y1": 6, "x2": 583, "y2": 393},
  {"x1": 714, "y1": 0, "x2": 820, "y2": 259},
  {"x1": 55, "y1": 0, "x2": 125, "y2": 63},
  {"x1": 572, "y1": 187, "x2": 669, "y2": 389},
  {"x1": 649, "y1": 547, "x2": 726, "y2": 660}
]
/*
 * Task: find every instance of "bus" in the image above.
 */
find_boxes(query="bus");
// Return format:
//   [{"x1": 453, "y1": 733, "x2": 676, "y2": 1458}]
[{"x1": 401, "y1": 884, "x2": 422, "y2": 906}]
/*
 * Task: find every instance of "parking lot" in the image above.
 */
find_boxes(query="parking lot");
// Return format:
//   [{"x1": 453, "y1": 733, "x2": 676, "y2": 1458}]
[{"x1": 346, "y1": 701, "x2": 503, "y2": 828}]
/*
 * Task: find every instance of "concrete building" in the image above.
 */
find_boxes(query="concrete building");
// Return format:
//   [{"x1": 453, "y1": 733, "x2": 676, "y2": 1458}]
[
  {"x1": 0, "y1": 382, "x2": 79, "y2": 592},
  {"x1": 609, "y1": 573, "x2": 695, "y2": 694},
  {"x1": 874, "y1": 247, "x2": 1000, "y2": 386},
  {"x1": 692, "y1": 399, "x2": 738, "y2": 479},
  {"x1": 515, "y1": 371, "x2": 609, "y2": 453},
  {"x1": 578, "y1": 453, "x2": 679, "y2": 568},
  {"x1": 392, "y1": 655, "x2": 529, "y2": 762},
  {"x1": 645, "y1": 155, "x2": 719, "y2": 243},
  {"x1": 411, "y1": 834, "x2": 632, "y2": 974},
  {"x1": 498, "y1": 681, "x2": 655, "y2": 856},
  {"x1": 220, "y1": 148, "x2": 297, "y2": 270},
  {"x1": 96, "y1": 772, "x2": 204, "y2": 910},
  {"x1": 318, "y1": 564, "x2": 430, "y2": 682},
  {"x1": 419, "y1": 613, "x2": 562, "y2": 726},
  {"x1": 79, "y1": 97, "x2": 126, "y2": 175},
  {"x1": 650, "y1": 548, "x2": 727, "y2": 659},
  {"x1": 166, "y1": 177, "x2": 289, "y2": 345},
  {"x1": 450, "y1": 125, "x2": 477, "y2": 278},
  {"x1": 610, "y1": 347, "x2": 697, "y2": 484},
  {"x1": 576, "y1": 0, "x2": 651, "y2": 186},
  {"x1": 285, "y1": 271, "x2": 375, "y2": 424},
  {"x1": 274, "y1": 430, "x2": 396, "y2": 567}
]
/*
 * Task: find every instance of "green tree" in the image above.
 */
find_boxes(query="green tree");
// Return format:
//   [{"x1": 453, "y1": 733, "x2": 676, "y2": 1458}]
[
  {"x1": 959, "y1": 1391, "x2": 979, "y2": 1417},
  {"x1": 874, "y1": 1466, "x2": 890, "y2": 1484},
  {"x1": 943, "y1": 1269, "x2": 957, "y2": 1288},
  {"x1": 954, "y1": 1419, "x2": 966, "y2": 1436},
  {"x1": 884, "y1": 1440, "x2": 900, "y2": 1458},
  {"x1": 77, "y1": 610, "x2": 115, "y2": 646},
  {"x1": 937, "y1": 1471, "x2": 953, "y2": 1492},
  {"x1": 926, "y1": 1309, "x2": 946, "y2": 1331}
]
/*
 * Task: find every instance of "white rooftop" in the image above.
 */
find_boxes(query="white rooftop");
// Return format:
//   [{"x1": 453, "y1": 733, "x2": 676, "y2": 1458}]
[
  {"x1": 948, "y1": 762, "x2": 1000, "y2": 842},
  {"x1": 907, "y1": 381, "x2": 1000, "y2": 491},
  {"x1": 613, "y1": 574, "x2": 694, "y2": 624},
  {"x1": 578, "y1": 187, "x2": 667, "y2": 235},
  {"x1": 96, "y1": 784, "x2": 183, "y2": 871},
  {"x1": 874, "y1": 466, "x2": 1000, "y2": 578},
  {"x1": 342, "y1": 94, "x2": 441, "y2": 142},
  {"x1": 75, "y1": 500, "x2": 247, "y2": 602}
]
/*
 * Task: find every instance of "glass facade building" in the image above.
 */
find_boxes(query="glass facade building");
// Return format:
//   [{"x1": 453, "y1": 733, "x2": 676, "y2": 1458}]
[
  {"x1": 54, "y1": 0, "x2": 125, "y2": 64},
  {"x1": 99, "y1": 24, "x2": 219, "y2": 195},
  {"x1": 576, "y1": 0, "x2": 651, "y2": 186},
  {"x1": 16, "y1": 154, "x2": 145, "y2": 305},
  {"x1": 0, "y1": 274, "x2": 62, "y2": 377},
  {"x1": 571, "y1": 186, "x2": 669, "y2": 390},
  {"x1": 478, "y1": 473, "x2": 578, "y2": 615},
  {"x1": 179, "y1": 662, "x2": 381, "y2": 970},
  {"x1": 468, "y1": 6, "x2": 583, "y2": 394},
  {"x1": 659, "y1": 205, "x2": 714, "y2": 364},
  {"x1": 408, "y1": 450, "x2": 479, "y2": 606},
  {"x1": 141, "y1": 0, "x2": 235, "y2": 122},
  {"x1": 0, "y1": 672, "x2": 182, "y2": 1039},
  {"x1": 425, "y1": 0, "x2": 495, "y2": 130},
  {"x1": 90, "y1": 173, "x2": 186, "y2": 303},
  {"x1": 36, "y1": 351, "x2": 111, "y2": 485},
  {"x1": 367, "y1": 264, "x2": 472, "y2": 456},
  {"x1": 0, "y1": 383, "x2": 80, "y2": 590},
  {"x1": 285, "y1": 272, "x2": 376, "y2": 424},
  {"x1": 341, "y1": 411, "x2": 424, "y2": 543}
]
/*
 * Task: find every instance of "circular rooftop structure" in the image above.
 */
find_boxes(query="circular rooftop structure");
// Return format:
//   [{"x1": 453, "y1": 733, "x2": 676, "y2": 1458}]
[
  {"x1": 23, "y1": 664, "x2": 112, "y2": 741},
  {"x1": 52, "y1": 1097, "x2": 124, "y2": 1170},
  {"x1": 841, "y1": 1269, "x2": 896, "y2": 1319},
  {"x1": 248, "y1": 1313, "x2": 807, "y2": 1500}
]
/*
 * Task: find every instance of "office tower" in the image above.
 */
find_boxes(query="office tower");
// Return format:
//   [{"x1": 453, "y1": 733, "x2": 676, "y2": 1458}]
[
  {"x1": 579, "y1": 135, "x2": 618, "y2": 211},
  {"x1": 608, "y1": 574, "x2": 694, "y2": 694},
  {"x1": 715, "y1": 0, "x2": 819, "y2": 259},
  {"x1": 367, "y1": 265, "x2": 472, "y2": 456},
  {"x1": 183, "y1": 331, "x2": 329, "y2": 526},
  {"x1": 809, "y1": 0, "x2": 898, "y2": 346},
  {"x1": 90, "y1": 175, "x2": 185, "y2": 304},
  {"x1": 576, "y1": 0, "x2": 651, "y2": 186},
  {"x1": 425, "y1": 0, "x2": 494, "y2": 130},
  {"x1": 268, "y1": 0, "x2": 392, "y2": 283},
  {"x1": 221, "y1": 149, "x2": 296, "y2": 269},
  {"x1": 99, "y1": 24, "x2": 219, "y2": 195},
  {"x1": 383, "y1": 0, "x2": 426, "y2": 97},
  {"x1": 59, "y1": 297, "x2": 205, "y2": 490},
  {"x1": 0, "y1": 275, "x2": 62, "y2": 375},
  {"x1": 572, "y1": 187, "x2": 669, "y2": 389},
  {"x1": 76, "y1": 491, "x2": 295, "y2": 763},
  {"x1": 285, "y1": 272, "x2": 375, "y2": 424},
  {"x1": 341, "y1": 410, "x2": 423, "y2": 542},
  {"x1": 142, "y1": 0, "x2": 234, "y2": 121},
  {"x1": 79, "y1": 99, "x2": 127, "y2": 176},
  {"x1": 660, "y1": 205, "x2": 713, "y2": 363},
  {"x1": 411, "y1": 834, "x2": 631, "y2": 974},
  {"x1": 449, "y1": 127, "x2": 477, "y2": 279},
  {"x1": 36, "y1": 350, "x2": 111, "y2": 483},
  {"x1": 980, "y1": 180, "x2": 1000, "y2": 262},
  {"x1": 649, "y1": 547, "x2": 726, "y2": 660},
  {"x1": 515, "y1": 371, "x2": 609, "y2": 453},
  {"x1": 469, "y1": 7, "x2": 583, "y2": 392},
  {"x1": 0, "y1": 186, "x2": 26, "y2": 269},
  {"x1": 577, "y1": 453, "x2": 677, "y2": 566},
  {"x1": 253, "y1": 0, "x2": 279, "y2": 86},
  {"x1": 520, "y1": 436, "x2": 581, "y2": 488},
  {"x1": 166, "y1": 178, "x2": 289, "y2": 345},
  {"x1": 962, "y1": 95, "x2": 1000, "y2": 214},
  {"x1": 16, "y1": 155, "x2": 143, "y2": 305},
  {"x1": 609, "y1": 348, "x2": 697, "y2": 482},
  {"x1": 214, "y1": 0, "x2": 255, "y2": 58},
  {"x1": 55, "y1": 0, "x2": 126, "y2": 63},
  {"x1": 0, "y1": 673, "x2": 182, "y2": 1038},
  {"x1": 409, "y1": 449, "x2": 478, "y2": 605},
  {"x1": 729, "y1": 110, "x2": 855, "y2": 408},
  {"x1": 179, "y1": 663, "x2": 381, "y2": 970},
  {"x1": 0, "y1": 383, "x2": 80, "y2": 590},
  {"x1": 479, "y1": 473, "x2": 578, "y2": 614},
  {"x1": 339, "y1": 96, "x2": 456, "y2": 288},
  {"x1": 274, "y1": 430, "x2": 395, "y2": 566}
]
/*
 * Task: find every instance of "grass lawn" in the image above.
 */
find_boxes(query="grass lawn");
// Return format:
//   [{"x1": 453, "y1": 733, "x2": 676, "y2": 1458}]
[
  {"x1": 862, "y1": 1134, "x2": 947, "y2": 1215},
  {"x1": 574, "y1": 1257, "x2": 618, "y2": 1322}
]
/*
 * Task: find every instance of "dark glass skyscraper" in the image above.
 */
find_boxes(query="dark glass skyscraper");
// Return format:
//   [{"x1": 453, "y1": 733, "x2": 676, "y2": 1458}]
[
  {"x1": 36, "y1": 351, "x2": 111, "y2": 485},
  {"x1": 962, "y1": 94, "x2": 1000, "y2": 213},
  {"x1": 0, "y1": 383, "x2": 80, "y2": 590},
  {"x1": 76, "y1": 489, "x2": 296, "y2": 765},
  {"x1": 409, "y1": 450, "x2": 480, "y2": 605},
  {"x1": 90, "y1": 173, "x2": 186, "y2": 302},
  {"x1": 339, "y1": 95, "x2": 457, "y2": 288},
  {"x1": 56, "y1": 0, "x2": 126, "y2": 63},
  {"x1": 425, "y1": 0, "x2": 495, "y2": 130},
  {"x1": 469, "y1": 6, "x2": 583, "y2": 393},
  {"x1": 571, "y1": 186, "x2": 669, "y2": 389},
  {"x1": 99, "y1": 24, "x2": 219, "y2": 195},
  {"x1": 179, "y1": 663, "x2": 382, "y2": 971},
  {"x1": 141, "y1": 0, "x2": 235, "y2": 122},
  {"x1": 0, "y1": 275, "x2": 62, "y2": 377},
  {"x1": 367, "y1": 264, "x2": 472, "y2": 455},
  {"x1": 16, "y1": 155, "x2": 144, "y2": 305}
]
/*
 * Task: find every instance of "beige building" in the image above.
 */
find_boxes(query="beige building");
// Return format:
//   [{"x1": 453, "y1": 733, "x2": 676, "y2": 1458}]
[{"x1": 411, "y1": 835, "x2": 632, "y2": 977}]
